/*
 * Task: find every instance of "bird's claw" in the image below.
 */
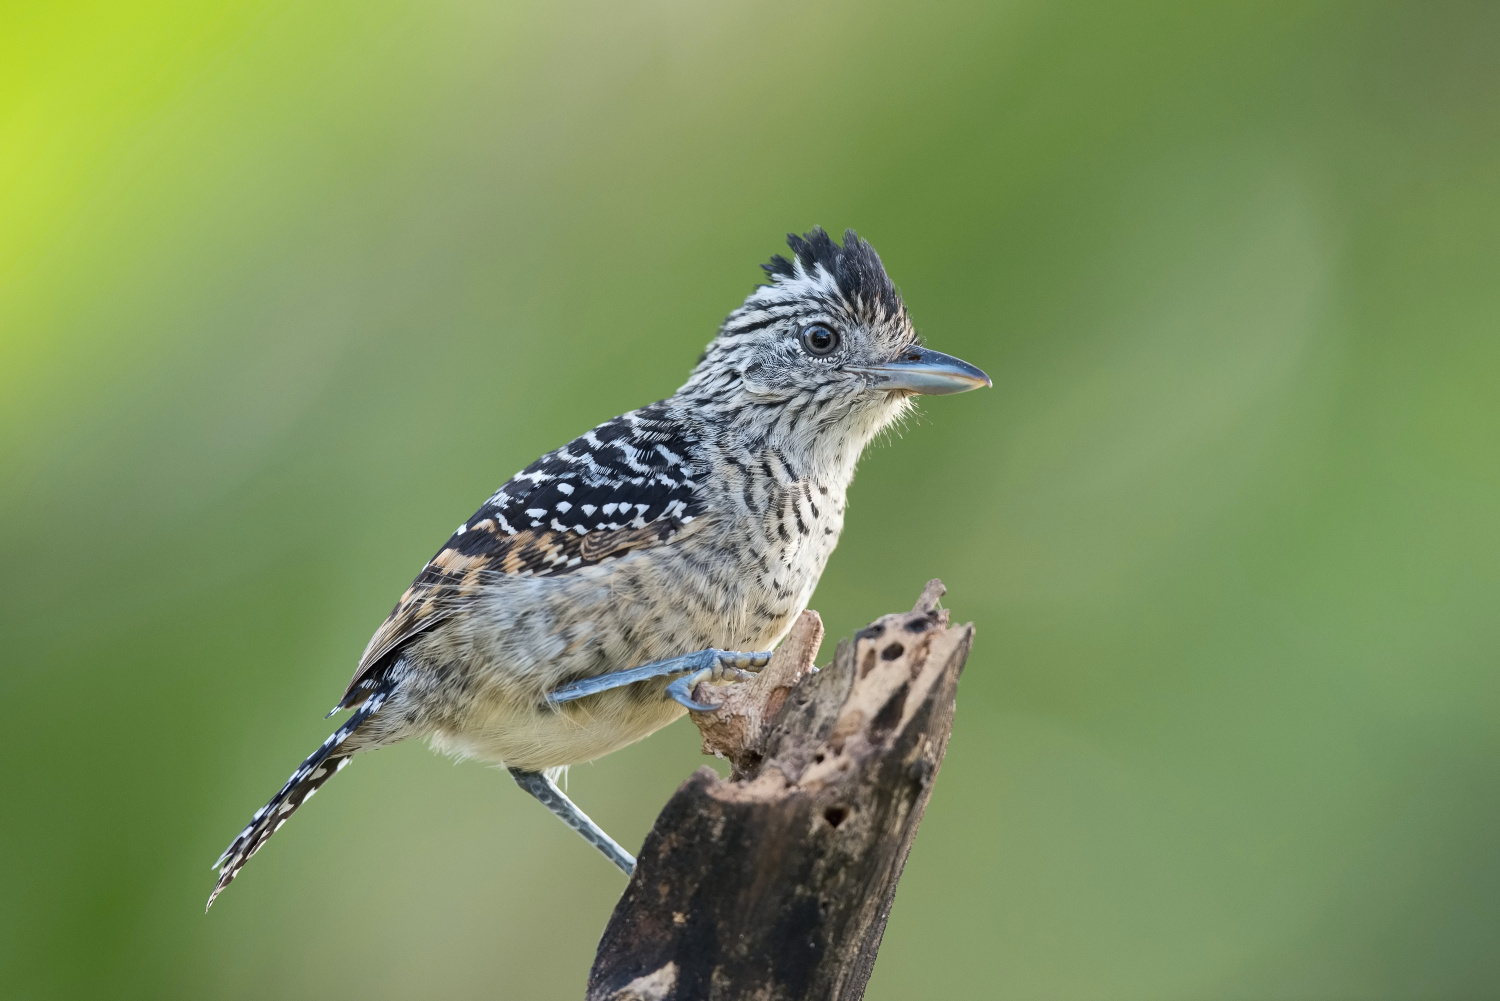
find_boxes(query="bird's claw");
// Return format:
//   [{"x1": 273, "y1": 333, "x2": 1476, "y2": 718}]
[
  {"x1": 666, "y1": 670, "x2": 719, "y2": 711},
  {"x1": 664, "y1": 650, "x2": 772, "y2": 711}
]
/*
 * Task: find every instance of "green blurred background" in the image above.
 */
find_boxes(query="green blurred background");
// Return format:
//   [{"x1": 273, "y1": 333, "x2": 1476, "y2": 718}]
[{"x1": 4, "y1": 1, "x2": 1499, "y2": 998}]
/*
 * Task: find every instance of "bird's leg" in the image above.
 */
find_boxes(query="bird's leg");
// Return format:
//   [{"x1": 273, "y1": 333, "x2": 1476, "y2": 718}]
[
  {"x1": 508, "y1": 768, "x2": 637, "y2": 876},
  {"x1": 546, "y1": 648, "x2": 773, "y2": 712}
]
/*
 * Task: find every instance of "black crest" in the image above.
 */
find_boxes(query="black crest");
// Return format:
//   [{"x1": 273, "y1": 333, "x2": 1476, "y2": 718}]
[{"x1": 763, "y1": 227, "x2": 903, "y2": 316}]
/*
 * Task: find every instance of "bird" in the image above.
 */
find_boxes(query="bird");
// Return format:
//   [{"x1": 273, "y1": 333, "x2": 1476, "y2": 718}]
[{"x1": 207, "y1": 227, "x2": 989, "y2": 909}]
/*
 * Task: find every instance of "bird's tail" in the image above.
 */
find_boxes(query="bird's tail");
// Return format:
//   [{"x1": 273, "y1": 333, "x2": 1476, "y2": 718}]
[{"x1": 207, "y1": 683, "x2": 394, "y2": 910}]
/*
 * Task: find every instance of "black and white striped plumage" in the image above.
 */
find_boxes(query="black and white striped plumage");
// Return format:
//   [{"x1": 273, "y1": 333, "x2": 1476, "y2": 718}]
[
  {"x1": 209, "y1": 228, "x2": 987, "y2": 908},
  {"x1": 208, "y1": 682, "x2": 392, "y2": 908}
]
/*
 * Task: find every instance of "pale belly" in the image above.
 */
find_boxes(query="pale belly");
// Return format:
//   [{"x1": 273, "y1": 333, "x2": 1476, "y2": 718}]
[{"x1": 428, "y1": 685, "x2": 688, "y2": 772}]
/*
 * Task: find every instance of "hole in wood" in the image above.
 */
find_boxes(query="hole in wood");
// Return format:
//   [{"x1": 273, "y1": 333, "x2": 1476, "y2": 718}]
[
  {"x1": 881, "y1": 642, "x2": 905, "y2": 661},
  {"x1": 823, "y1": 806, "x2": 848, "y2": 828}
]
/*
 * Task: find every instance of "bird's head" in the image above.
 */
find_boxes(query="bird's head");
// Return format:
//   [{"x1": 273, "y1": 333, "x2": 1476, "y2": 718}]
[{"x1": 679, "y1": 228, "x2": 989, "y2": 458}]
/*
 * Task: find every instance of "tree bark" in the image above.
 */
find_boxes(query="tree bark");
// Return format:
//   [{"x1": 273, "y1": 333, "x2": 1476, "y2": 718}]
[{"x1": 586, "y1": 580, "x2": 974, "y2": 1001}]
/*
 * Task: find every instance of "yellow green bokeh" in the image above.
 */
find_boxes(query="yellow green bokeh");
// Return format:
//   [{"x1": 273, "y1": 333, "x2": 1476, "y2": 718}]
[{"x1": 4, "y1": 2, "x2": 1499, "y2": 998}]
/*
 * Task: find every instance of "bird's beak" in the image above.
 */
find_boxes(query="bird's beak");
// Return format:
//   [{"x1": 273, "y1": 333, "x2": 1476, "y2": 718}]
[{"x1": 850, "y1": 346, "x2": 992, "y2": 395}]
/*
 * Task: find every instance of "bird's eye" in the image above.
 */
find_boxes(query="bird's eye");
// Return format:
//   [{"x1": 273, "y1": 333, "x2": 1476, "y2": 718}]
[{"x1": 800, "y1": 324, "x2": 840, "y2": 356}]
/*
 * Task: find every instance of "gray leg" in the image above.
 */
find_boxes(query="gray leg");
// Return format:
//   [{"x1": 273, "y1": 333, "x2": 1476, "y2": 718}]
[
  {"x1": 509, "y1": 768, "x2": 637, "y2": 876},
  {"x1": 547, "y1": 648, "x2": 773, "y2": 712}
]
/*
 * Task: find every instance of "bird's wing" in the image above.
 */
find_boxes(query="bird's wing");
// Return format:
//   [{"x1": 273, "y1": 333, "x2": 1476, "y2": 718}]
[{"x1": 337, "y1": 403, "x2": 707, "y2": 708}]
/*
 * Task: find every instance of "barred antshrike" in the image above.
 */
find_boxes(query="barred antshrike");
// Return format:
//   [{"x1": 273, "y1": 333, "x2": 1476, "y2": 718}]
[{"x1": 208, "y1": 228, "x2": 989, "y2": 908}]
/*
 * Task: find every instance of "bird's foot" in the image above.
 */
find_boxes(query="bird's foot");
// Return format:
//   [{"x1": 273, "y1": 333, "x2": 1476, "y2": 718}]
[{"x1": 663, "y1": 651, "x2": 772, "y2": 711}]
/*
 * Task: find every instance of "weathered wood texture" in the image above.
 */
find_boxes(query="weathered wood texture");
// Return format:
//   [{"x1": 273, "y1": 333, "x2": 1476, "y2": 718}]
[{"x1": 587, "y1": 581, "x2": 974, "y2": 1001}]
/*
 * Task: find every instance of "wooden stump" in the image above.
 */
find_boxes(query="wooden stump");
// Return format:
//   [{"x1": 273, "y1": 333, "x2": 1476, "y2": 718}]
[{"x1": 587, "y1": 580, "x2": 974, "y2": 1001}]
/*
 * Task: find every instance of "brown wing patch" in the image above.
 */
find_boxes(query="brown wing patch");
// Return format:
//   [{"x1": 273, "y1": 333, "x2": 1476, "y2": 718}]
[
  {"x1": 578, "y1": 523, "x2": 673, "y2": 562},
  {"x1": 339, "y1": 518, "x2": 697, "y2": 707},
  {"x1": 346, "y1": 549, "x2": 490, "y2": 694}
]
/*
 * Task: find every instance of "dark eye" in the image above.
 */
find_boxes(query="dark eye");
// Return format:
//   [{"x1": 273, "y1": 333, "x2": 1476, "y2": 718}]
[{"x1": 800, "y1": 324, "x2": 840, "y2": 356}]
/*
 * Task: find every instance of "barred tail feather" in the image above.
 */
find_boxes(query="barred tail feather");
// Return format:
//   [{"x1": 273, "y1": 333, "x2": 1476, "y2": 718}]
[{"x1": 207, "y1": 685, "x2": 393, "y2": 910}]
